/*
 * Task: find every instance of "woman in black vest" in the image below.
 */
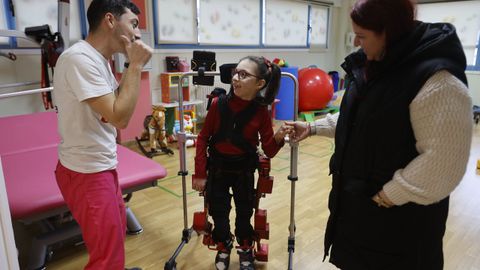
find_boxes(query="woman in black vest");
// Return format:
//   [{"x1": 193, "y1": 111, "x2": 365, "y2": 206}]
[{"x1": 287, "y1": 0, "x2": 472, "y2": 269}]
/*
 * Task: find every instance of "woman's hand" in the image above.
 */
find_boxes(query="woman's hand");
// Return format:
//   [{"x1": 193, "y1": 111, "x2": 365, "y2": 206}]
[
  {"x1": 285, "y1": 121, "x2": 310, "y2": 143},
  {"x1": 372, "y1": 190, "x2": 395, "y2": 208},
  {"x1": 274, "y1": 122, "x2": 294, "y2": 144}
]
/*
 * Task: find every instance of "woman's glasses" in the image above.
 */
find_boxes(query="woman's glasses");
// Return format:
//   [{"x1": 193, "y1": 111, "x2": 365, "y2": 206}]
[{"x1": 231, "y1": 69, "x2": 261, "y2": 80}]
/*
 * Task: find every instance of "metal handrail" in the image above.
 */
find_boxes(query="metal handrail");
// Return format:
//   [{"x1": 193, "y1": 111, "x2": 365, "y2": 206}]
[{"x1": 0, "y1": 87, "x2": 53, "y2": 100}]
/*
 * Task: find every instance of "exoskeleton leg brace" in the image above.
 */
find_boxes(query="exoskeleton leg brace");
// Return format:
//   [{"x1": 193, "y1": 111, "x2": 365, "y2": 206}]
[{"x1": 191, "y1": 155, "x2": 273, "y2": 262}]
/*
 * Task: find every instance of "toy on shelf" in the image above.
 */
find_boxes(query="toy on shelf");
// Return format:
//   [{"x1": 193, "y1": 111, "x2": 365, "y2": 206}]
[
  {"x1": 183, "y1": 114, "x2": 196, "y2": 147},
  {"x1": 177, "y1": 59, "x2": 189, "y2": 72},
  {"x1": 166, "y1": 56, "x2": 180, "y2": 72},
  {"x1": 173, "y1": 113, "x2": 196, "y2": 148},
  {"x1": 161, "y1": 72, "x2": 190, "y2": 103},
  {"x1": 159, "y1": 100, "x2": 203, "y2": 144},
  {"x1": 165, "y1": 56, "x2": 189, "y2": 72},
  {"x1": 166, "y1": 133, "x2": 177, "y2": 144},
  {"x1": 272, "y1": 58, "x2": 289, "y2": 67},
  {"x1": 136, "y1": 105, "x2": 174, "y2": 158}
]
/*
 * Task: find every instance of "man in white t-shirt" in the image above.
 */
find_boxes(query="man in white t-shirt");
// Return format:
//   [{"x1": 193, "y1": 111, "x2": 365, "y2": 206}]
[{"x1": 53, "y1": 1, "x2": 152, "y2": 269}]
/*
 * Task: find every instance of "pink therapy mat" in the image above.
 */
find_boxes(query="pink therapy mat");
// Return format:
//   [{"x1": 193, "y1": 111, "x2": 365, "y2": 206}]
[{"x1": 0, "y1": 111, "x2": 167, "y2": 220}]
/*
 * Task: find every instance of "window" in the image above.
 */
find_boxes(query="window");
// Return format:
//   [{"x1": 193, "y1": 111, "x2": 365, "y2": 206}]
[
  {"x1": 264, "y1": 0, "x2": 309, "y2": 47},
  {"x1": 70, "y1": 0, "x2": 82, "y2": 42},
  {"x1": 154, "y1": 0, "x2": 197, "y2": 44},
  {"x1": 5, "y1": 0, "x2": 83, "y2": 47},
  {"x1": 153, "y1": 0, "x2": 330, "y2": 49},
  {"x1": 309, "y1": 5, "x2": 329, "y2": 48},
  {"x1": 417, "y1": 0, "x2": 480, "y2": 70},
  {"x1": 84, "y1": 0, "x2": 92, "y2": 9},
  {"x1": 13, "y1": 0, "x2": 58, "y2": 47},
  {"x1": 199, "y1": 0, "x2": 260, "y2": 46},
  {"x1": 0, "y1": 0, "x2": 8, "y2": 44}
]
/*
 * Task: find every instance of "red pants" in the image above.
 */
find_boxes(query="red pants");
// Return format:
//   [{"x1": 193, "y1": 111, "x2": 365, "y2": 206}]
[{"x1": 55, "y1": 161, "x2": 126, "y2": 270}]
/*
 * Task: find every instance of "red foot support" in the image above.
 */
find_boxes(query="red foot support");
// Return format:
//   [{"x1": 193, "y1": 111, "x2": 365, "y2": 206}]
[
  {"x1": 255, "y1": 243, "x2": 269, "y2": 262},
  {"x1": 255, "y1": 209, "x2": 270, "y2": 240},
  {"x1": 257, "y1": 175, "x2": 273, "y2": 194},
  {"x1": 193, "y1": 210, "x2": 211, "y2": 235}
]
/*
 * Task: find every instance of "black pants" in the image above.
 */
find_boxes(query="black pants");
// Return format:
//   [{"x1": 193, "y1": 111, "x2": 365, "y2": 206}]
[{"x1": 208, "y1": 167, "x2": 255, "y2": 245}]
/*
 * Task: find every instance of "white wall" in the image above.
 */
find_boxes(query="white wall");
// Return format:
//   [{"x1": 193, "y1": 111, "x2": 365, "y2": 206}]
[
  {"x1": 144, "y1": 0, "x2": 347, "y2": 104},
  {"x1": 1, "y1": 0, "x2": 479, "y2": 118},
  {"x1": 149, "y1": 49, "x2": 339, "y2": 89},
  {"x1": 467, "y1": 72, "x2": 480, "y2": 105},
  {"x1": 0, "y1": 53, "x2": 47, "y2": 117},
  {"x1": 0, "y1": 2, "x2": 348, "y2": 117},
  {"x1": 330, "y1": 0, "x2": 480, "y2": 106},
  {"x1": 0, "y1": 48, "x2": 344, "y2": 118}
]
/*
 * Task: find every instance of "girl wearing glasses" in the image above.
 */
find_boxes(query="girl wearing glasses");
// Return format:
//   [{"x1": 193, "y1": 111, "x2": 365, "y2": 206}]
[{"x1": 192, "y1": 56, "x2": 290, "y2": 270}]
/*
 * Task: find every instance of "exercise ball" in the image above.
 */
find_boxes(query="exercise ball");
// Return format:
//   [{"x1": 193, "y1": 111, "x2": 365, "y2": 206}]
[{"x1": 298, "y1": 68, "x2": 334, "y2": 111}]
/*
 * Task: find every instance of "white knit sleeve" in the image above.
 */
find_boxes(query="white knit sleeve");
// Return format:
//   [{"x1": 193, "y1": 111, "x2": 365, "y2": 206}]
[
  {"x1": 383, "y1": 70, "x2": 473, "y2": 206},
  {"x1": 311, "y1": 112, "x2": 339, "y2": 138}
]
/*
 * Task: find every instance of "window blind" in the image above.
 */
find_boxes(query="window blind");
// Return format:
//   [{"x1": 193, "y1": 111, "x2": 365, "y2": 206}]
[
  {"x1": 13, "y1": 0, "x2": 82, "y2": 46},
  {"x1": 417, "y1": 0, "x2": 480, "y2": 66},
  {"x1": 0, "y1": 1, "x2": 8, "y2": 44},
  {"x1": 264, "y1": 0, "x2": 309, "y2": 46},
  {"x1": 198, "y1": 0, "x2": 260, "y2": 46},
  {"x1": 309, "y1": 5, "x2": 329, "y2": 48},
  {"x1": 155, "y1": 0, "x2": 197, "y2": 44}
]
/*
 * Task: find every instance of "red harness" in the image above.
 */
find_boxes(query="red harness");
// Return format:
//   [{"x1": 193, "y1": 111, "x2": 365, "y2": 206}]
[{"x1": 40, "y1": 32, "x2": 64, "y2": 110}]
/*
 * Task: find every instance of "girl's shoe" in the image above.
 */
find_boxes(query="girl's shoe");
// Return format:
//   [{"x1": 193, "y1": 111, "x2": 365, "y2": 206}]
[
  {"x1": 215, "y1": 250, "x2": 231, "y2": 270},
  {"x1": 237, "y1": 248, "x2": 255, "y2": 270}
]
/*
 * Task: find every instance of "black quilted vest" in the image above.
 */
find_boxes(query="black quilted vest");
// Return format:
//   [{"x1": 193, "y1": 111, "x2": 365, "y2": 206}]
[{"x1": 324, "y1": 22, "x2": 468, "y2": 261}]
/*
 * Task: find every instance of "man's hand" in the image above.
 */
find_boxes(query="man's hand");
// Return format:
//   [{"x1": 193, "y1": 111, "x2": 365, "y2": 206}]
[{"x1": 120, "y1": 35, "x2": 153, "y2": 70}]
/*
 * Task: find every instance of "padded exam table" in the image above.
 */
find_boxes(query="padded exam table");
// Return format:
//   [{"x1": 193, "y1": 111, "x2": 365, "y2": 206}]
[{"x1": 0, "y1": 111, "x2": 167, "y2": 269}]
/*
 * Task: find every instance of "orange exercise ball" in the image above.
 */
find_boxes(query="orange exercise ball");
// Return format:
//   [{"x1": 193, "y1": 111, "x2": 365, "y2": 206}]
[{"x1": 298, "y1": 67, "x2": 334, "y2": 111}]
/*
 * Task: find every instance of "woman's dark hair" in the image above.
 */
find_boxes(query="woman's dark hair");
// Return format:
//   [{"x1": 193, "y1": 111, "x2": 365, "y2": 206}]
[
  {"x1": 350, "y1": 0, "x2": 415, "y2": 48},
  {"x1": 239, "y1": 56, "x2": 281, "y2": 106},
  {"x1": 87, "y1": 0, "x2": 140, "y2": 33}
]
